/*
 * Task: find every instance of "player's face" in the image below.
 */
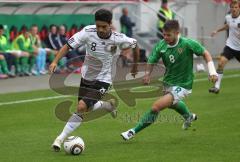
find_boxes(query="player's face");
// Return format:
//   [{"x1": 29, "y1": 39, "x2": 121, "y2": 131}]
[
  {"x1": 163, "y1": 29, "x2": 179, "y2": 45},
  {"x1": 51, "y1": 26, "x2": 57, "y2": 34},
  {"x1": 59, "y1": 26, "x2": 66, "y2": 35},
  {"x1": 24, "y1": 32, "x2": 30, "y2": 38},
  {"x1": 96, "y1": 21, "x2": 111, "y2": 39},
  {"x1": 31, "y1": 27, "x2": 38, "y2": 35},
  {"x1": 230, "y1": 3, "x2": 240, "y2": 17}
]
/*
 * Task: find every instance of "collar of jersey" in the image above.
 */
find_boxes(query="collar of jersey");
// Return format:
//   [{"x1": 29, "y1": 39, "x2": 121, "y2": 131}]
[
  {"x1": 232, "y1": 14, "x2": 240, "y2": 19},
  {"x1": 97, "y1": 32, "x2": 112, "y2": 39},
  {"x1": 167, "y1": 35, "x2": 180, "y2": 48}
]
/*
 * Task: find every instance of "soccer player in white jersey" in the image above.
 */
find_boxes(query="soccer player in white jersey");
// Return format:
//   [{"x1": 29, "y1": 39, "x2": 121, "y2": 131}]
[
  {"x1": 49, "y1": 9, "x2": 140, "y2": 152},
  {"x1": 209, "y1": 0, "x2": 240, "y2": 94}
]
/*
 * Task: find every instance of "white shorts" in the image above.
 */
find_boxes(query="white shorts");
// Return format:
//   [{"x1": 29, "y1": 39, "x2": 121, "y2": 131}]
[
  {"x1": 6, "y1": 50, "x2": 22, "y2": 56},
  {"x1": 163, "y1": 86, "x2": 192, "y2": 105}
]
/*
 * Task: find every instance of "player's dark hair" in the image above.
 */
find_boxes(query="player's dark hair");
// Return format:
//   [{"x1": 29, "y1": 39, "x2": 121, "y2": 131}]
[
  {"x1": 95, "y1": 9, "x2": 112, "y2": 24},
  {"x1": 0, "y1": 24, "x2": 3, "y2": 30},
  {"x1": 163, "y1": 20, "x2": 180, "y2": 32},
  {"x1": 50, "y1": 24, "x2": 57, "y2": 30},
  {"x1": 21, "y1": 25, "x2": 28, "y2": 33}
]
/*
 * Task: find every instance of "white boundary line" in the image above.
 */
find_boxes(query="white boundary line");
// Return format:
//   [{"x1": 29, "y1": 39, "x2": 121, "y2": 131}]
[
  {"x1": 0, "y1": 95, "x2": 71, "y2": 106},
  {"x1": 0, "y1": 74, "x2": 239, "y2": 107}
]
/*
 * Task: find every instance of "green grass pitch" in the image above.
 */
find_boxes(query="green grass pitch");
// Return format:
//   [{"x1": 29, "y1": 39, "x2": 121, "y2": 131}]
[{"x1": 0, "y1": 70, "x2": 240, "y2": 162}]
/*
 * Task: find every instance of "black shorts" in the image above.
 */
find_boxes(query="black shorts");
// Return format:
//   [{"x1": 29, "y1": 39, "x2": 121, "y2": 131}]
[
  {"x1": 78, "y1": 78, "x2": 111, "y2": 108},
  {"x1": 0, "y1": 52, "x2": 15, "y2": 70},
  {"x1": 222, "y1": 46, "x2": 240, "y2": 62}
]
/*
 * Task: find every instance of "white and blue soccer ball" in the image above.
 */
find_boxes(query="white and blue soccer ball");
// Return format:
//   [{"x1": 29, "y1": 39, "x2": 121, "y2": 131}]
[{"x1": 64, "y1": 136, "x2": 85, "y2": 155}]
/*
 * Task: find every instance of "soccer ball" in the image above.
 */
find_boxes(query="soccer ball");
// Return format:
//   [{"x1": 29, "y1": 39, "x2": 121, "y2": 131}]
[{"x1": 63, "y1": 136, "x2": 85, "y2": 155}]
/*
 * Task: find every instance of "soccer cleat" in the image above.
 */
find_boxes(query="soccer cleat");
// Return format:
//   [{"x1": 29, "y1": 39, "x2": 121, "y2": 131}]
[
  {"x1": 39, "y1": 69, "x2": 48, "y2": 75},
  {"x1": 108, "y1": 99, "x2": 117, "y2": 118},
  {"x1": 23, "y1": 72, "x2": 32, "y2": 76},
  {"x1": 121, "y1": 129, "x2": 135, "y2": 141},
  {"x1": 7, "y1": 72, "x2": 16, "y2": 78},
  {"x1": 52, "y1": 138, "x2": 63, "y2": 152},
  {"x1": 182, "y1": 113, "x2": 197, "y2": 130},
  {"x1": 31, "y1": 69, "x2": 39, "y2": 76},
  {"x1": 209, "y1": 87, "x2": 220, "y2": 94}
]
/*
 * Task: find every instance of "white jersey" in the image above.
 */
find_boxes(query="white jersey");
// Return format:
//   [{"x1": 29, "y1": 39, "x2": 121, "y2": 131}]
[
  {"x1": 225, "y1": 14, "x2": 240, "y2": 51},
  {"x1": 67, "y1": 25, "x2": 137, "y2": 83}
]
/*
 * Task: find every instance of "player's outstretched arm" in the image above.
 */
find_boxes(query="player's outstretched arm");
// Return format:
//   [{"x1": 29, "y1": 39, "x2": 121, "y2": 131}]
[
  {"x1": 131, "y1": 44, "x2": 140, "y2": 78},
  {"x1": 202, "y1": 50, "x2": 218, "y2": 83},
  {"x1": 143, "y1": 63, "x2": 154, "y2": 85},
  {"x1": 49, "y1": 44, "x2": 70, "y2": 73},
  {"x1": 211, "y1": 24, "x2": 229, "y2": 37}
]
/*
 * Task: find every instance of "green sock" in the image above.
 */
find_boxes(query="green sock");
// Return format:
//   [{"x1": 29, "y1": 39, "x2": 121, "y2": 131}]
[
  {"x1": 14, "y1": 57, "x2": 21, "y2": 74},
  {"x1": 29, "y1": 55, "x2": 36, "y2": 71},
  {"x1": 48, "y1": 52, "x2": 55, "y2": 63},
  {"x1": 133, "y1": 109, "x2": 159, "y2": 134},
  {"x1": 21, "y1": 57, "x2": 29, "y2": 73},
  {"x1": 170, "y1": 100, "x2": 191, "y2": 120},
  {"x1": 58, "y1": 58, "x2": 65, "y2": 69},
  {"x1": 0, "y1": 59, "x2": 9, "y2": 74}
]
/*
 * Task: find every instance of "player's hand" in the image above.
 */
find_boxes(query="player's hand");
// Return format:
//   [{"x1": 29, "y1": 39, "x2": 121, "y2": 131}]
[
  {"x1": 211, "y1": 30, "x2": 217, "y2": 37},
  {"x1": 209, "y1": 74, "x2": 218, "y2": 83},
  {"x1": 49, "y1": 62, "x2": 57, "y2": 73},
  {"x1": 131, "y1": 64, "x2": 138, "y2": 78},
  {"x1": 143, "y1": 74, "x2": 150, "y2": 85}
]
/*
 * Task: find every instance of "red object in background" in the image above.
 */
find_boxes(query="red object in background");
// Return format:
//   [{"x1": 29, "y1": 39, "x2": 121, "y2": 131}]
[
  {"x1": 69, "y1": 24, "x2": 78, "y2": 38},
  {"x1": 213, "y1": 0, "x2": 232, "y2": 4},
  {"x1": 65, "y1": 30, "x2": 71, "y2": 39},
  {"x1": 9, "y1": 25, "x2": 18, "y2": 42},
  {"x1": 224, "y1": 0, "x2": 232, "y2": 3},
  {"x1": 39, "y1": 25, "x2": 48, "y2": 41}
]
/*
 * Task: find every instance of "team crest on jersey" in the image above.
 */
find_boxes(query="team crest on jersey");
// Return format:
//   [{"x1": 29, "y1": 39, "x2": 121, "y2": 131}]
[
  {"x1": 105, "y1": 44, "x2": 117, "y2": 54},
  {"x1": 99, "y1": 87, "x2": 106, "y2": 94},
  {"x1": 177, "y1": 48, "x2": 183, "y2": 54}
]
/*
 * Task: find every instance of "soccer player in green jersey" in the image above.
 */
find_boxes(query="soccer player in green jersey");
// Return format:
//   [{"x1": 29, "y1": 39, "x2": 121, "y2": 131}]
[{"x1": 121, "y1": 20, "x2": 218, "y2": 140}]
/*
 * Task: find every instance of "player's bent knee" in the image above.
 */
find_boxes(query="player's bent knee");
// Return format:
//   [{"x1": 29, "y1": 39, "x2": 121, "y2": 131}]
[
  {"x1": 22, "y1": 52, "x2": 30, "y2": 57},
  {"x1": 77, "y1": 100, "x2": 88, "y2": 113},
  {"x1": 0, "y1": 55, "x2": 4, "y2": 59}
]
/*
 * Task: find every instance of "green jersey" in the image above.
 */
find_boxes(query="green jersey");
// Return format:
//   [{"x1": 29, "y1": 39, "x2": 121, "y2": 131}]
[
  {"x1": 0, "y1": 35, "x2": 11, "y2": 52},
  {"x1": 12, "y1": 34, "x2": 34, "y2": 53},
  {"x1": 148, "y1": 36, "x2": 205, "y2": 90}
]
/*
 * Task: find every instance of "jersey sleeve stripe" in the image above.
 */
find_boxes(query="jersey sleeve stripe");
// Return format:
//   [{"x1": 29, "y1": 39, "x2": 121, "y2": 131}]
[{"x1": 66, "y1": 42, "x2": 74, "y2": 49}]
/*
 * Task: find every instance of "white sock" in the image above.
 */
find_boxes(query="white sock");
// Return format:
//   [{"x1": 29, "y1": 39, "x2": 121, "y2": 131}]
[
  {"x1": 92, "y1": 101, "x2": 112, "y2": 111},
  {"x1": 215, "y1": 73, "x2": 223, "y2": 89},
  {"x1": 57, "y1": 113, "x2": 82, "y2": 141}
]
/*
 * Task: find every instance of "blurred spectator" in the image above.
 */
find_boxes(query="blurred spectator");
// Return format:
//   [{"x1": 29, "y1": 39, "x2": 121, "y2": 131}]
[
  {"x1": 12, "y1": 27, "x2": 33, "y2": 76},
  {"x1": 120, "y1": 7, "x2": 135, "y2": 38},
  {"x1": 58, "y1": 25, "x2": 68, "y2": 46},
  {"x1": 0, "y1": 24, "x2": 30, "y2": 77},
  {"x1": 157, "y1": 0, "x2": 175, "y2": 39},
  {"x1": 9, "y1": 25, "x2": 18, "y2": 42},
  {"x1": 30, "y1": 24, "x2": 52, "y2": 75},
  {"x1": 69, "y1": 24, "x2": 78, "y2": 38},
  {"x1": 44, "y1": 24, "x2": 65, "y2": 71},
  {"x1": 0, "y1": 54, "x2": 10, "y2": 79},
  {"x1": 44, "y1": 24, "x2": 61, "y2": 50},
  {"x1": 58, "y1": 24, "x2": 85, "y2": 72},
  {"x1": 39, "y1": 25, "x2": 48, "y2": 41}
]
